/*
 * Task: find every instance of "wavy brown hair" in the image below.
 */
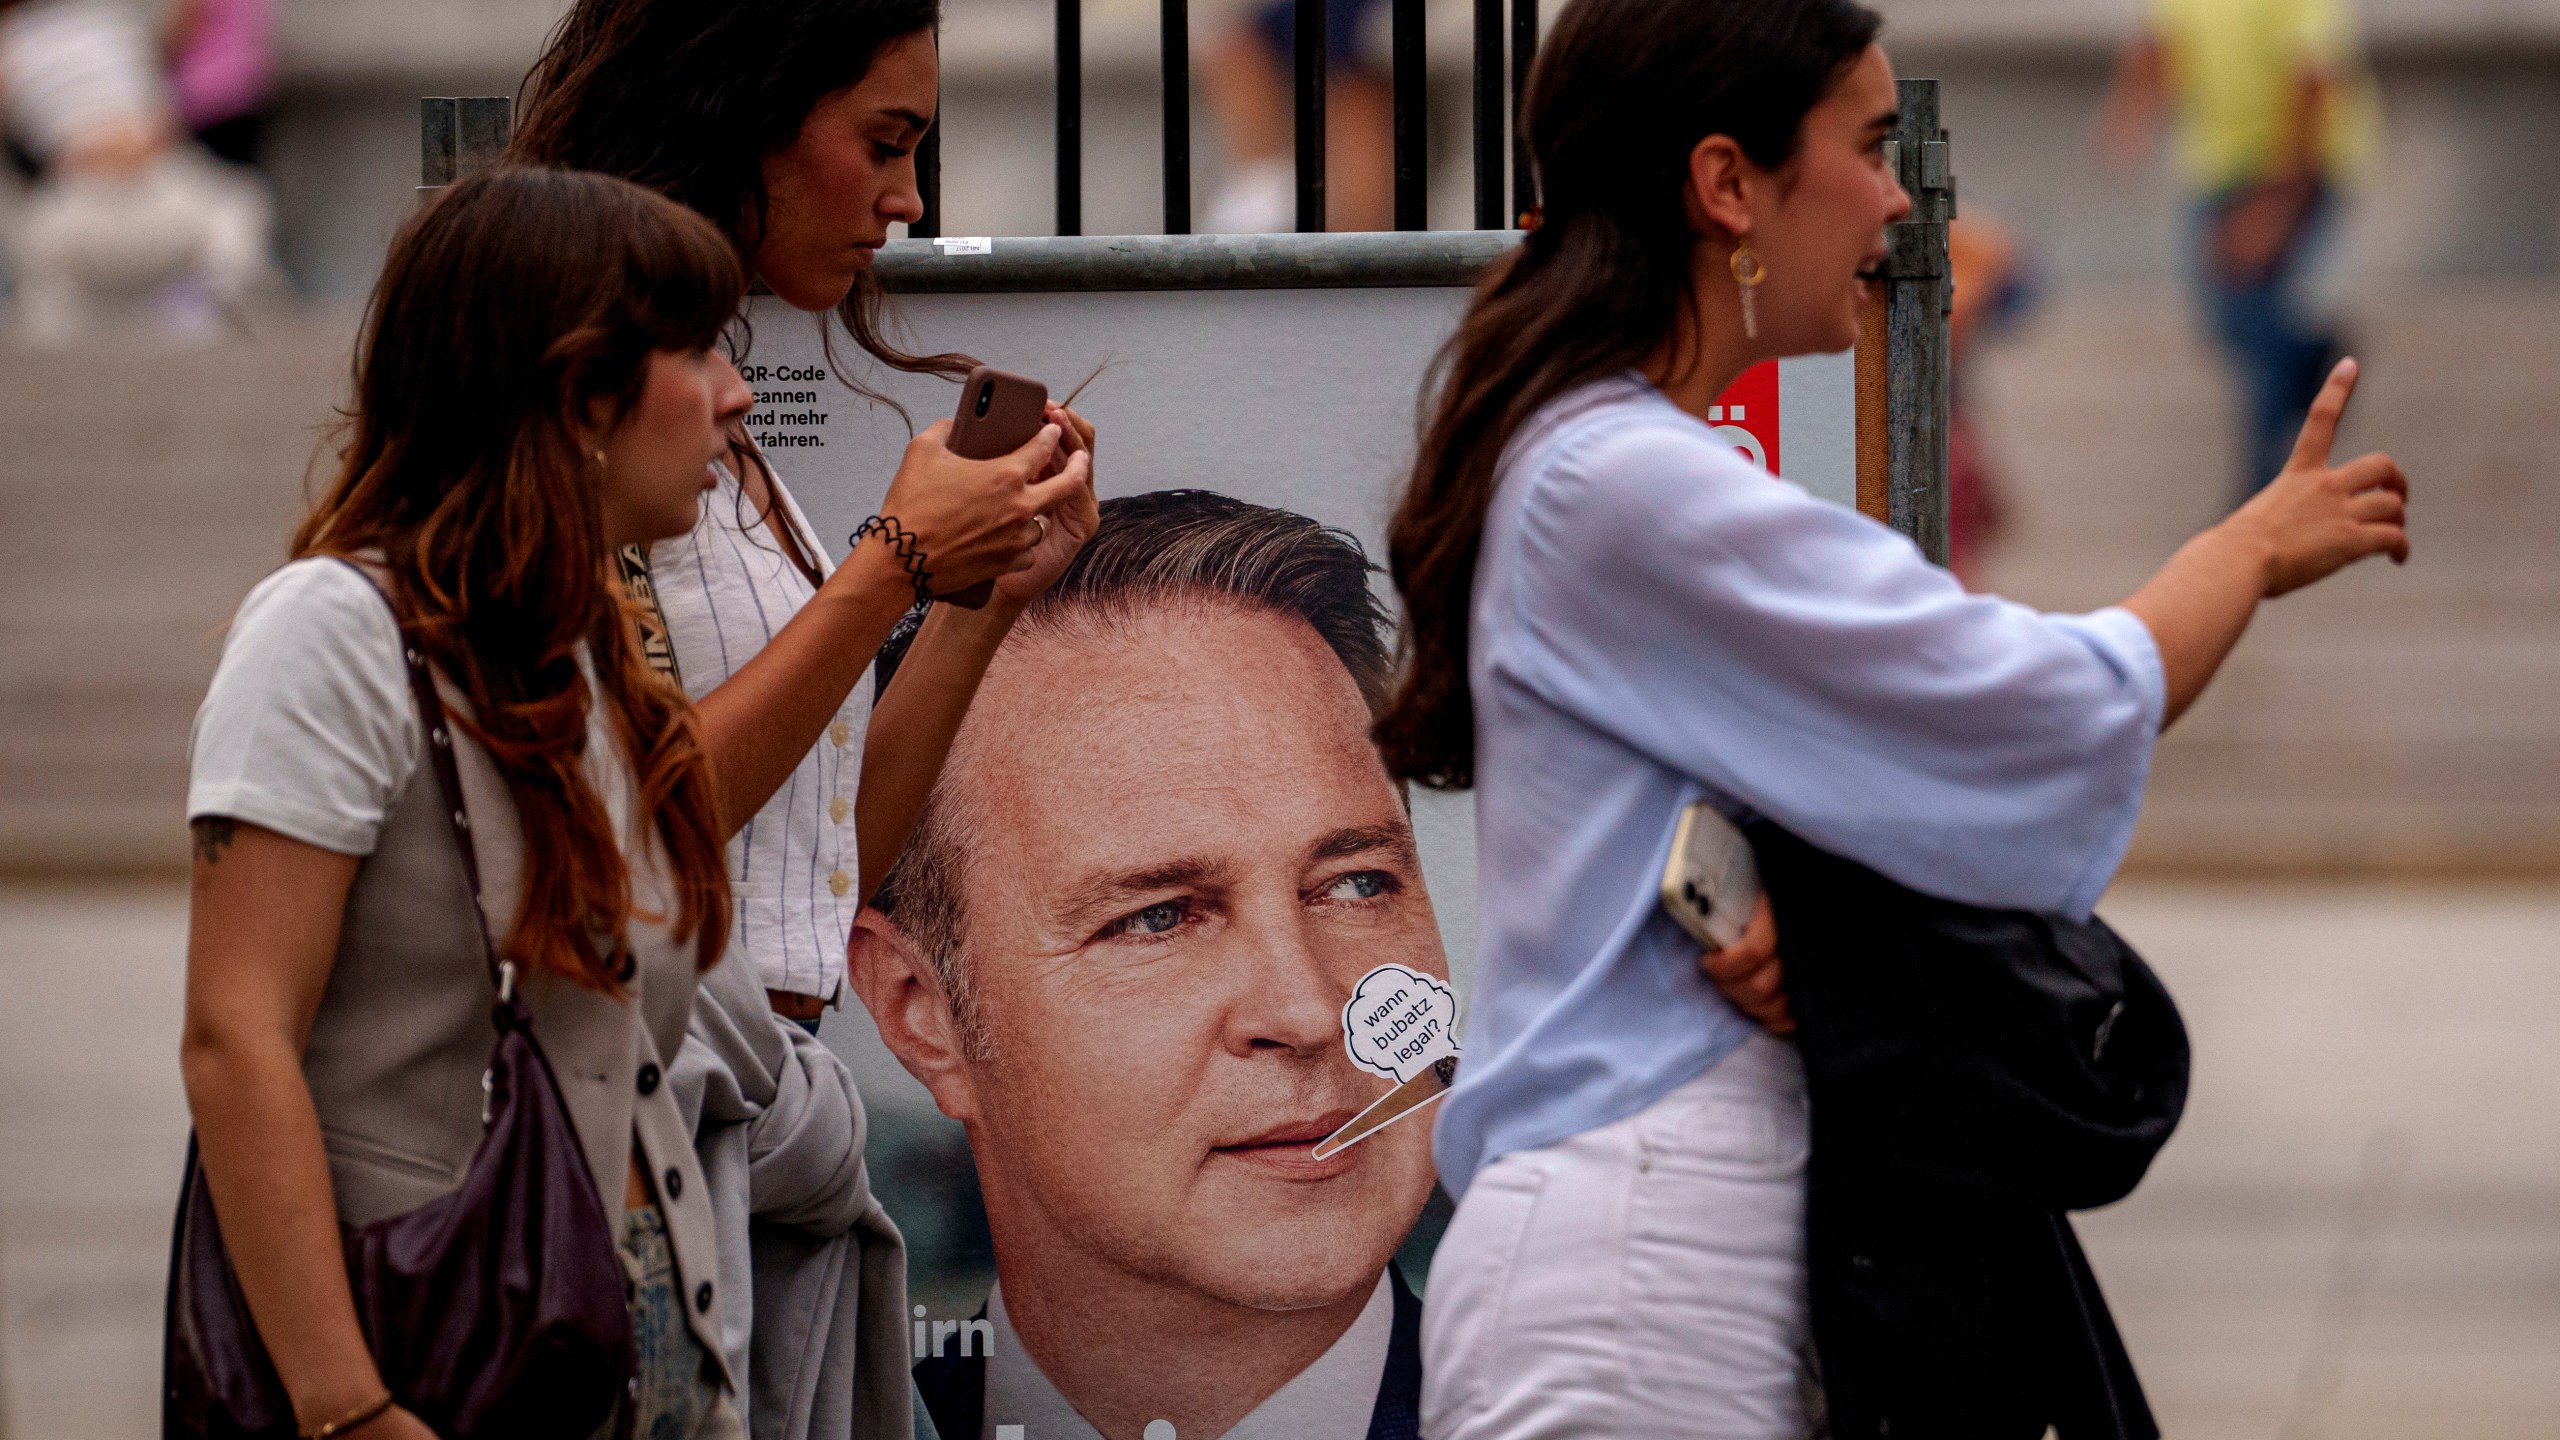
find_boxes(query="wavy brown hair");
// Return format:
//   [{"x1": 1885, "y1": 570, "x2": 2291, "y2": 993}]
[
  {"x1": 294, "y1": 167, "x2": 739, "y2": 987},
  {"x1": 1376, "y1": 0, "x2": 1881, "y2": 790},
  {"x1": 510, "y1": 0, "x2": 975, "y2": 412}
]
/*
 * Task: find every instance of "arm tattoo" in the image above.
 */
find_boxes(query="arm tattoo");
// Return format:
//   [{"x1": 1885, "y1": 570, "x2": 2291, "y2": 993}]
[{"x1": 192, "y1": 817, "x2": 238, "y2": 867}]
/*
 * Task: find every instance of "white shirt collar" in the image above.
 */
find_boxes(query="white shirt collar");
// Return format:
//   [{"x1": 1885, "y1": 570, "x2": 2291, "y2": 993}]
[{"x1": 979, "y1": 1272, "x2": 1394, "y2": 1440}]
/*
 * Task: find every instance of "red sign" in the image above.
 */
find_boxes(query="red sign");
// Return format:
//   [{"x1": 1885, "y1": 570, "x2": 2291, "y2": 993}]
[{"x1": 1709, "y1": 361, "x2": 1780, "y2": 475}]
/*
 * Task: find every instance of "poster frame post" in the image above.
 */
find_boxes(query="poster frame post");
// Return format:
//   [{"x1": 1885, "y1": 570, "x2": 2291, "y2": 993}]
[{"x1": 1872, "y1": 77, "x2": 1955, "y2": 563}]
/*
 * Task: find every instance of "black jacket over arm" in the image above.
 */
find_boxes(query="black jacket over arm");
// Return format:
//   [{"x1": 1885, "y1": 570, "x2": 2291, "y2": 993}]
[{"x1": 1748, "y1": 823, "x2": 2188, "y2": 1440}]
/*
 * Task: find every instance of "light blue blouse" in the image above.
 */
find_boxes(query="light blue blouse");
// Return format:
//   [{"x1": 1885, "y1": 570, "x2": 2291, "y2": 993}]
[{"x1": 1433, "y1": 375, "x2": 2167, "y2": 1198}]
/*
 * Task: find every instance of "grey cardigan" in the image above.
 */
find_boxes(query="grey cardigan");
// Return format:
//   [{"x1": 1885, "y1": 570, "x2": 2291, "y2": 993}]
[
  {"x1": 296, "y1": 645, "x2": 730, "y2": 1371},
  {"x1": 678, "y1": 956, "x2": 914, "y2": 1440}
]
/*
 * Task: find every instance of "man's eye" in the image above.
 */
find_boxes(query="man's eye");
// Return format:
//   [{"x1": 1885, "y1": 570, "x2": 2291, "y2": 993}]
[
  {"x1": 1100, "y1": 899, "x2": 1190, "y2": 939},
  {"x1": 873, "y1": 142, "x2": 913, "y2": 163},
  {"x1": 1321, "y1": 871, "x2": 1397, "y2": 902}
]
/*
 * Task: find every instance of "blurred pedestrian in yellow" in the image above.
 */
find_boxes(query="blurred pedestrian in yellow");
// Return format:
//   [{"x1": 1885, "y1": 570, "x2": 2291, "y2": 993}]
[{"x1": 2102, "y1": 0, "x2": 2378, "y2": 501}]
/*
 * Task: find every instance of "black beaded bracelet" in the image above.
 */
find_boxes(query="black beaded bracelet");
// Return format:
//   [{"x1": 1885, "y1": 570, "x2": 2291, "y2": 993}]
[{"x1": 849, "y1": 515, "x2": 934, "y2": 604}]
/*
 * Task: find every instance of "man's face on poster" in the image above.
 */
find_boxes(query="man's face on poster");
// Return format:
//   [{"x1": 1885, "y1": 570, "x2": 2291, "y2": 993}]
[{"x1": 859, "y1": 598, "x2": 1444, "y2": 1313}]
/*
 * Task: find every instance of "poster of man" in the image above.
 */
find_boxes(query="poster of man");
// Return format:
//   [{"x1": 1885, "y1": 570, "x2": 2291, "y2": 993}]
[{"x1": 848, "y1": 490, "x2": 1446, "y2": 1440}]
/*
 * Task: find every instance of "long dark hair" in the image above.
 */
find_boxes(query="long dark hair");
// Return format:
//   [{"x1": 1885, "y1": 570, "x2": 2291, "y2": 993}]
[
  {"x1": 510, "y1": 0, "x2": 973, "y2": 402},
  {"x1": 296, "y1": 167, "x2": 739, "y2": 989},
  {"x1": 1375, "y1": 0, "x2": 1881, "y2": 789}
]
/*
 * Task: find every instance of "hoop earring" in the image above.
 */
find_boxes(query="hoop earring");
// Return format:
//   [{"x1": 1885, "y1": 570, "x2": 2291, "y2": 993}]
[{"x1": 1730, "y1": 245, "x2": 1767, "y2": 342}]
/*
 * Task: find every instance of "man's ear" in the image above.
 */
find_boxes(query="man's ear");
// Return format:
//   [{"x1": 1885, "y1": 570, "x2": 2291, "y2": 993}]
[
  {"x1": 847, "y1": 906, "x2": 982, "y2": 1125},
  {"x1": 1683, "y1": 133, "x2": 1755, "y2": 245}
]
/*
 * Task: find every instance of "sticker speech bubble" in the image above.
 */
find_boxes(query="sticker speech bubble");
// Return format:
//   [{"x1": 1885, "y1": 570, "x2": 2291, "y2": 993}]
[{"x1": 1341, "y1": 963, "x2": 1460, "y2": 1085}]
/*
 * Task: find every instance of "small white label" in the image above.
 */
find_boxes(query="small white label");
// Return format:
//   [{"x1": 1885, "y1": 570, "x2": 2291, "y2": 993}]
[{"x1": 931, "y1": 236, "x2": 994, "y2": 255}]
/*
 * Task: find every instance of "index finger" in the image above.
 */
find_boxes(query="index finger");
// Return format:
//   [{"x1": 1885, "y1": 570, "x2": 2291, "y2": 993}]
[{"x1": 2287, "y1": 357, "x2": 2360, "y2": 472}]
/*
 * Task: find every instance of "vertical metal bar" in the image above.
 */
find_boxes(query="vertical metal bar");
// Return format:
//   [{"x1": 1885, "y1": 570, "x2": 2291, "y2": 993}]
[
  {"x1": 1391, "y1": 0, "x2": 1426, "y2": 229},
  {"x1": 1884, "y1": 78, "x2": 1952, "y2": 565},
  {"x1": 1471, "y1": 0, "x2": 1502, "y2": 228},
  {"x1": 1508, "y1": 0, "x2": 1536, "y2": 225},
  {"x1": 1162, "y1": 0, "x2": 1191, "y2": 233},
  {"x1": 1294, "y1": 0, "x2": 1326, "y2": 231},
  {"x1": 457, "y1": 97, "x2": 512, "y2": 178},
  {"x1": 1057, "y1": 0, "x2": 1082, "y2": 236},
  {"x1": 420, "y1": 98, "x2": 458, "y2": 187},
  {"x1": 913, "y1": 117, "x2": 942, "y2": 239}
]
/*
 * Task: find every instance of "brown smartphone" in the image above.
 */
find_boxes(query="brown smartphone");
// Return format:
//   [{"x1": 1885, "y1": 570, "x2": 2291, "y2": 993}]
[{"x1": 937, "y1": 365, "x2": 1051, "y2": 609}]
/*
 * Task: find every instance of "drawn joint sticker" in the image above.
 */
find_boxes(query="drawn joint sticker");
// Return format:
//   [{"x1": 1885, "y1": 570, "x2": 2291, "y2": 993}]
[{"x1": 1313, "y1": 964, "x2": 1462, "y2": 1160}]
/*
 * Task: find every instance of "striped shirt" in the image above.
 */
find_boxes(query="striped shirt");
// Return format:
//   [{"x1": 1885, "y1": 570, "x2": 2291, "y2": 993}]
[{"x1": 648, "y1": 464, "x2": 870, "y2": 1001}]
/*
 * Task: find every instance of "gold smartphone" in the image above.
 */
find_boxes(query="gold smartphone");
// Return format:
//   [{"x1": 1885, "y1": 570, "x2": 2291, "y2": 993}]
[{"x1": 1659, "y1": 801, "x2": 1761, "y2": 953}]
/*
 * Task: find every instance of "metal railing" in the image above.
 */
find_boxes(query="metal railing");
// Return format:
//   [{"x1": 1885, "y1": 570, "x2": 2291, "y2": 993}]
[
  {"x1": 919, "y1": 0, "x2": 1537, "y2": 240},
  {"x1": 417, "y1": 57, "x2": 1953, "y2": 557}
]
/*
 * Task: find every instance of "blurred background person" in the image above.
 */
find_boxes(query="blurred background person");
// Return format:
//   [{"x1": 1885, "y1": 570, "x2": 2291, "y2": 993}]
[
  {"x1": 1945, "y1": 213, "x2": 2038, "y2": 587},
  {"x1": 1200, "y1": 0, "x2": 1392, "y2": 232},
  {"x1": 2100, "y1": 0, "x2": 2379, "y2": 502},
  {"x1": 159, "y1": 0, "x2": 273, "y2": 168},
  {"x1": 0, "y1": 0, "x2": 272, "y2": 340}
]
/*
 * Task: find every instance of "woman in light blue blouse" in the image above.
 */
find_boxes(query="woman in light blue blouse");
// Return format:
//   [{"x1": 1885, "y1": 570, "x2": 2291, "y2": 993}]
[{"x1": 1378, "y1": 0, "x2": 2411, "y2": 1434}]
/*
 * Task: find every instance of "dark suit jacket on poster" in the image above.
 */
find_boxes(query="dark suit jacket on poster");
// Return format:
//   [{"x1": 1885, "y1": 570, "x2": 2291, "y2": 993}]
[{"x1": 913, "y1": 1266, "x2": 1424, "y2": 1440}]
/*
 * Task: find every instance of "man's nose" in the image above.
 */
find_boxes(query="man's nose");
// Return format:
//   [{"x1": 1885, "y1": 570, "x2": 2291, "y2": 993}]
[{"x1": 1223, "y1": 912, "x2": 1344, "y2": 1058}]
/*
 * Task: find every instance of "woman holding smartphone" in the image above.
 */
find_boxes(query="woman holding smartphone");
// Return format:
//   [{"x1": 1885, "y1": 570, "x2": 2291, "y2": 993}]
[
  {"x1": 512, "y1": 0, "x2": 1099, "y2": 1032},
  {"x1": 1377, "y1": 0, "x2": 2410, "y2": 1434}
]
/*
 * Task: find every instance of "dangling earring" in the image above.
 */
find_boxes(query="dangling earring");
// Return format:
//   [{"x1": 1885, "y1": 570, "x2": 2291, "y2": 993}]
[{"x1": 1730, "y1": 245, "x2": 1767, "y2": 342}]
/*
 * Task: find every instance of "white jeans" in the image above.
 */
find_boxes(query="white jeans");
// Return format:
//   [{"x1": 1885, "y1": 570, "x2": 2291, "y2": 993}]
[{"x1": 1422, "y1": 1034, "x2": 1815, "y2": 1440}]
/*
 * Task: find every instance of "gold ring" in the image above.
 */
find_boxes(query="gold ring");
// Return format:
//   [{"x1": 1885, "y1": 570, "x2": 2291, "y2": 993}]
[{"x1": 1030, "y1": 515, "x2": 1049, "y2": 545}]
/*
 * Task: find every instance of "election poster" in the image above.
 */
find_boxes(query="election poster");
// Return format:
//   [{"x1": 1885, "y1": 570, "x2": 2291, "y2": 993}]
[{"x1": 731, "y1": 273, "x2": 1859, "y2": 1440}]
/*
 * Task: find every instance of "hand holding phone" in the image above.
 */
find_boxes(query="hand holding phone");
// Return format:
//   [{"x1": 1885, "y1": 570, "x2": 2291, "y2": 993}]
[
  {"x1": 1660, "y1": 801, "x2": 1762, "y2": 954},
  {"x1": 936, "y1": 366, "x2": 1052, "y2": 609}
]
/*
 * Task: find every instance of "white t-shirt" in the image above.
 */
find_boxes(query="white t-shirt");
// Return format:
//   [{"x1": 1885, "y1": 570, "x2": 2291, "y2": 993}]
[{"x1": 186, "y1": 559, "x2": 421, "y2": 854}]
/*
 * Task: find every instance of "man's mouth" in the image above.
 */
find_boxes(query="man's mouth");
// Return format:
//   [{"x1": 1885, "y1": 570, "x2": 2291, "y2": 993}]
[{"x1": 1212, "y1": 1111, "x2": 1364, "y2": 1179}]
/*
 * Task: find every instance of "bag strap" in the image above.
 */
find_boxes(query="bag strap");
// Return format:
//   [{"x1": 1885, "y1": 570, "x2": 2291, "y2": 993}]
[
  {"x1": 615, "y1": 543, "x2": 685, "y2": 688},
  {"x1": 329, "y1": 559, "x2": 511, "y2": 1000}
]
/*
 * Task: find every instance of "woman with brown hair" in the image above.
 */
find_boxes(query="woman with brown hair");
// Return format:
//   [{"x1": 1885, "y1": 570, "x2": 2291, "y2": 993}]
[
  {"x1": 175, "y1": 166, "x2": 1046, "y2": 1440},
  {"x1": 510, "y1": 0, "x2": 1100, "y2": 1032},
  {"x1": 1379, "y1": 0, "x2": 2409, "y2": 1433}
]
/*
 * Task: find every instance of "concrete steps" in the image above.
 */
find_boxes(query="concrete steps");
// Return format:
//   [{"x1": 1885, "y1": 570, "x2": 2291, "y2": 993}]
[
  {"x1": 0, "y1": 316, "x2": 350, "y2": 869},
  {"x1": 1, "y1": 282, "x2": 2553, "y2": 873},
  {"x1": 1974, "y1": 281, "x2": 2560, "y2": 872}
]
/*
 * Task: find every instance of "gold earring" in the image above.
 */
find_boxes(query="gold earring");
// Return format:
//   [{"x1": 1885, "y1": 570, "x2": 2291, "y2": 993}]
[
  {"x1": 1730, "y1": 245, "x2": 1767, "y2": 342},
  {"x1": 593, "y1": 449, "x2": 608, "y2": 467}
]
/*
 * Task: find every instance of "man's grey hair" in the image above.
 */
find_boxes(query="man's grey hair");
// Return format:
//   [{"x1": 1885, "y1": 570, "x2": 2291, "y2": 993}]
[{"x1": 867, "y1": 490, "x2": 1393, "y2": 1054}]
